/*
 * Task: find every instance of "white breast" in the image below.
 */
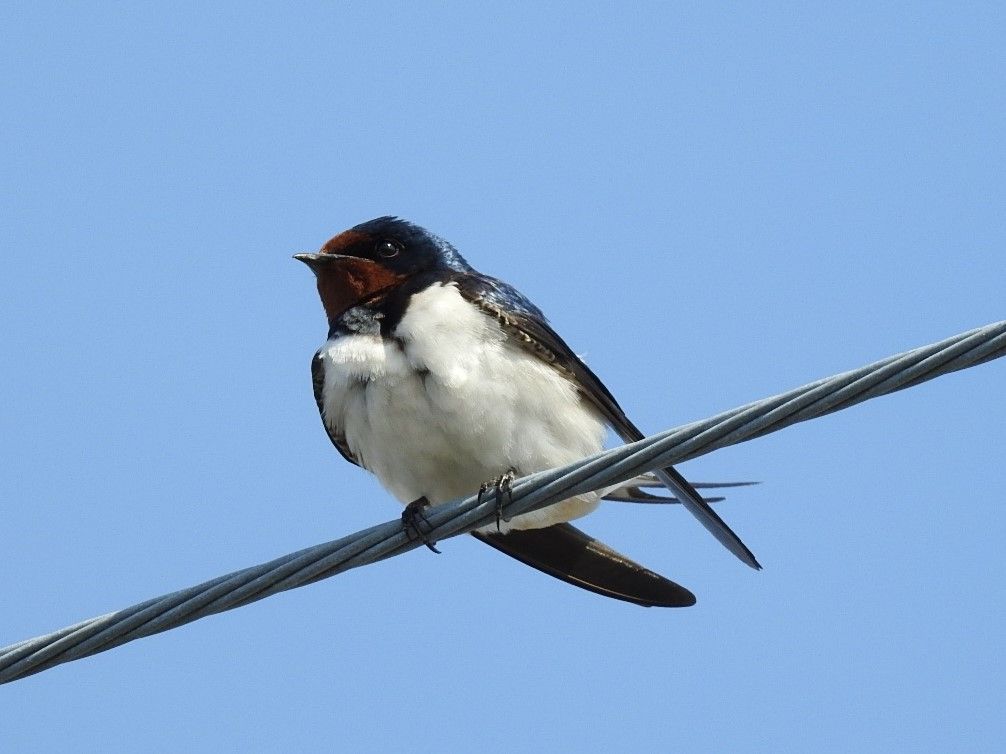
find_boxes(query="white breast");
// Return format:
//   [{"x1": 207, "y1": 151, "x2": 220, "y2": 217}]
[{"x1": 316, "y1": 282, "x2": 606, "y2": 532}]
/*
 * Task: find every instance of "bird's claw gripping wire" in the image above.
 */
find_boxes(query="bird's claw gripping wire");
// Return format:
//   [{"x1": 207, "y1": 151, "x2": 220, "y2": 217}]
[
  {"x1": 478, "y1": 468, "x2": 518, "y2": 532},
  {"x1": 401, "y1": 497, "x2": 441, "y2": 553}
]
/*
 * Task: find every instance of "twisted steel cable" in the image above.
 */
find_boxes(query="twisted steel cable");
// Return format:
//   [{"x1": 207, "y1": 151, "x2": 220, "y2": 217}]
[{"x1": 2, "y1": 320, "x2": 1003, "y2": 684}]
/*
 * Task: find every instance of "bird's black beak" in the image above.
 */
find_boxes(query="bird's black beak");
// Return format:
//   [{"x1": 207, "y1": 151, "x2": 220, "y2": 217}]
[{"x1": 294, "y1": 252, "x2": 345, "y2": 272}]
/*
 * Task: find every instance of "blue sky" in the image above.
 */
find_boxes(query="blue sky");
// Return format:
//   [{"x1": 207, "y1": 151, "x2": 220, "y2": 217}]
[{"x1": 2, "y1": 3, "x2": 1004, "y2": 751}]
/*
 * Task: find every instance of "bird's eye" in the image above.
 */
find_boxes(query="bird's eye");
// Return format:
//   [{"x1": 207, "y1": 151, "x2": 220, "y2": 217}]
[{"x1": 376, "y1": 240, "x2": 400, "y2": 258}]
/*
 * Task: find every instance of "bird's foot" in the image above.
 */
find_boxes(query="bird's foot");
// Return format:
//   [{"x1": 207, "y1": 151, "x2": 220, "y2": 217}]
[
  {"x1": 477, "y1": 468, "x2": 518, "y2": 532},
  {"x1": 402, "y1": 496, "x2": 441, "y2": 554}
]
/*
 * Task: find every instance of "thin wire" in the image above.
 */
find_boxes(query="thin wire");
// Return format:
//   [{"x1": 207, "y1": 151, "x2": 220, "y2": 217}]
[{"x1": 2, "y1": 320, "x2": 1003, "y2": 684}]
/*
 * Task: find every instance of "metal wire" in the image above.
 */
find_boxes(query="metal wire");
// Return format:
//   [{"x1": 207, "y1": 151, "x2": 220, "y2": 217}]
[{"x1": 2, "y1": 320, "x2": 1003, "y2": 684}]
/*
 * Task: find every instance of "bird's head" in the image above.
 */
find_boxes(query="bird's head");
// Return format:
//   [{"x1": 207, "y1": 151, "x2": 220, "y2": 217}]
[{"x1": 295, "y1": 216, "x2": 472, "y2": 321}]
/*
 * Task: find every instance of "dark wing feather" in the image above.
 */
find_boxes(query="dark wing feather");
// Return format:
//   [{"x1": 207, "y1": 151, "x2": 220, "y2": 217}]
[
  {"x1": 312, "y1": 351, "x2": 361, "y2": 468},
  {"x1": 603, "y1": 489, "x2": 726, "y2": 504},
  {"x1": 603, "y1": 477, "x2": 758, "y2": 503},
  {"x1": 456, "y1": 273, "x2": 761, "y2": 570},
  {"x1": 472, "y1": 523, "x2": 696, "y2": 607}
]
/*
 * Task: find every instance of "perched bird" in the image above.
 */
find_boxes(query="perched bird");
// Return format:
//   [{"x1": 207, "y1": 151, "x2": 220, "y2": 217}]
[{"x1": 296, "y1": 217, "x2": 758, "y2": 607}]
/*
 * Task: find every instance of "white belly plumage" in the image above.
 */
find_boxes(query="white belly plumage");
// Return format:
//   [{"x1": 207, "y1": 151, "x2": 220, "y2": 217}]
[{"x1": 316, "y1": 282, "x2": 606, "y2": 533}]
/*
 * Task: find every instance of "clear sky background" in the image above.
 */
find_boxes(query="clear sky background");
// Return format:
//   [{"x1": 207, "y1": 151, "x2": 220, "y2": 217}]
[{"x1": 2, "y1": 3, "x2": 1004, "y2": 752}]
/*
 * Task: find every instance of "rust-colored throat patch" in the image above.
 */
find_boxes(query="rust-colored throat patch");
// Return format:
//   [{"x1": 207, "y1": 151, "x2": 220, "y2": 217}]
[{"x1": 315, "y1": 256, "x2": 405, "y2": 320}]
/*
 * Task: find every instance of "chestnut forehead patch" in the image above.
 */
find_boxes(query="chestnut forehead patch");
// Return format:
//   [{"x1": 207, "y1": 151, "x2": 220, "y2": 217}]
[{"x1": 322, "y1": 230, "x2": 370, "y2": 255}]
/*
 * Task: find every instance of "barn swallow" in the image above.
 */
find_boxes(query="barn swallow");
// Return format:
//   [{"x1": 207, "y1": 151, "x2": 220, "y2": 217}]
[{"x1": 296, "y1": 217, "x2": 759, "y2": 607}]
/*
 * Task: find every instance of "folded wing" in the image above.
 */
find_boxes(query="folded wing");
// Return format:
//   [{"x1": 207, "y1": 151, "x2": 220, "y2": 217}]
[{"x1": 458, "y1": 273, "x2": 760, "y2": 569}]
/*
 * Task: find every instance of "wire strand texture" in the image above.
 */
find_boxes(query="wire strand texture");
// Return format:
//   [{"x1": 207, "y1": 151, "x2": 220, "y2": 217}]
[{"x1": 2, "y1": 320, "x2": 1004, "y2": 684}]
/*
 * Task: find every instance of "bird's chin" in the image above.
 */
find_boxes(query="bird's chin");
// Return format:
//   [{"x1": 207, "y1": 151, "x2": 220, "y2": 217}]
[{"x1": 313, "y1": 256, "x2": 406, "y2": 319}]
